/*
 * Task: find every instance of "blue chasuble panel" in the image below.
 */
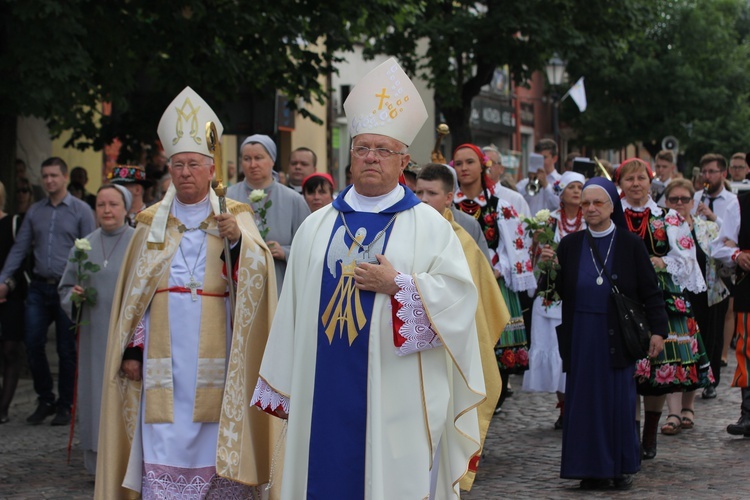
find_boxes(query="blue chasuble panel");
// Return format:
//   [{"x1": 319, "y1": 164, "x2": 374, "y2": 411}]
[{"x1": 307, "y1": 186, "x2": 419, "y2": 499}]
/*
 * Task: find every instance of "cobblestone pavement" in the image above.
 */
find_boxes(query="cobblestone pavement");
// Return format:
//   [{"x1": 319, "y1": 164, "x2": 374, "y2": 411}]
[{"x1": 1, "y1": 356, "x2": 748, "y2": 499}]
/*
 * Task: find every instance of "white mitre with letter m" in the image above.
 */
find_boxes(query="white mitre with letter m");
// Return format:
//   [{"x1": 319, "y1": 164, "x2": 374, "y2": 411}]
[
  {"x1": 344, "y1": 58, "x2": 428, "y2": 147},
  {"x1": 158, "y1": 86, "x2": 223, "y2": 159}
]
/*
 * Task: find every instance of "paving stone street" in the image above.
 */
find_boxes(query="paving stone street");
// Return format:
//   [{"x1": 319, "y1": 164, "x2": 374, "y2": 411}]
[{"x1": 1, "y1": 355, "x2": 748, "y2": 499}]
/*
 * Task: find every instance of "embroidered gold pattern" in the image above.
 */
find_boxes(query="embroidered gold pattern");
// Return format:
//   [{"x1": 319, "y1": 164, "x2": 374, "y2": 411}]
[{"x1": 173, "y1": 97, "x2": 202, "y2": 146}]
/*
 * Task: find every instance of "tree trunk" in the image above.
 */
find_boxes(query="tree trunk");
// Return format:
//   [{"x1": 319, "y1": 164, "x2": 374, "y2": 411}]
[
  {"x1": 440, "y1": 105, "x2": 473, "y2": 158},
  {"x1": 0, "y1": 114, "x2": 17, "y2": 213}
]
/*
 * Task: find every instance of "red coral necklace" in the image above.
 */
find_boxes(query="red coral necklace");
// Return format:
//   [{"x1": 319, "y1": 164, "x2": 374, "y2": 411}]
[
  {"x1": 624, "y1": 208, "x2": 650, "y2": 239},
  {"x1": 559, "y1": 209, "x2": 583, "y2": 236}
]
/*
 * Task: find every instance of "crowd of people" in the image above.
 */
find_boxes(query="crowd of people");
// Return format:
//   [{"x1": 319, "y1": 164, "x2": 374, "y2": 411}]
[{"x1": 1, "y1": 58, "x2": 749, "y2": 499}]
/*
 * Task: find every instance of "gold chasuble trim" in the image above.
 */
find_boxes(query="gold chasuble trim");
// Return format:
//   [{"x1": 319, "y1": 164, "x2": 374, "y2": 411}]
[
  {"x1": 145, "y1": 220, "x2": 228, "y2": 424},
  {"x1": 193, "y1": 234, "x2": 228, "y2": 422},
  {"x1": 146, "y1": 269, "x2": 174, "y2": 423},
  {"x1": 95, "y1": 201, "x2": 280, "y2": 498}
]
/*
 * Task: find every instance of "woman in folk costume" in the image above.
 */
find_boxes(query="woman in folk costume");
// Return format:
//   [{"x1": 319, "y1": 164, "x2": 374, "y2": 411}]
[
  {"x1": 452, "y1": 144, "x2": 536, "y2": 410},
  {"x1": 616, "y1": 158, "x2": 710, "y2": 460},
  {"x1": 59, "y1": 184, "x2": 135, "y2": 474},
  {"x1": 662, "y1": 179, "x2": 728, "y2": 433},
  {"x1": 522, "y1": 171, "x2": 586, "y2": 430}
]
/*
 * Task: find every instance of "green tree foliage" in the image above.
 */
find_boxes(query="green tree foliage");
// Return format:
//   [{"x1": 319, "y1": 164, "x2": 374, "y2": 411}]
[
  {"x1": 0, "y1": 0, "x2": 404, "y2": 152},
  {"x1": 366, "y1": 0, "x2": 651, "y2": 147},
  {"x1": 566, "y1": 0, "x2": 750, "y2": 166}
]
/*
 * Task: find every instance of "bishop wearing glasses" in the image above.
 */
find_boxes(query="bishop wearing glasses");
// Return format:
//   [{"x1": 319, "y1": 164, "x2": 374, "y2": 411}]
[{"x1": 251, "y1": 58, "x2": 484, "y2": 499}]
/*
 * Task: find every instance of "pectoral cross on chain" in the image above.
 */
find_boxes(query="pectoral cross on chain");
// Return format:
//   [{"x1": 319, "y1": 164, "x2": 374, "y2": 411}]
[{"x1": 186, "y1": 275, "x2": 202, "y2": 302}]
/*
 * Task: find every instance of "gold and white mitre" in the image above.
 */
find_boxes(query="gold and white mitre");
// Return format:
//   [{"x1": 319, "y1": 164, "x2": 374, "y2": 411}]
[
  {"x1": 149, "y1": 87, "x2": 224, "y2": 248},
  {"x1": 344, "y1": 57, "x2": 428, "y2": 146},
  {"x1": 157, "y1": 86, "x2": 223, "y2": 158}
]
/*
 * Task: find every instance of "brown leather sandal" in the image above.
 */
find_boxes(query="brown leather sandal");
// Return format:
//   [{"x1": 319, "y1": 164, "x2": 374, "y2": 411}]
[
  {"x1": 681, "y1": 408, "x2": 695, "y2": 429},
  {"x1": 661, "y1": 414, "x2": 682, "y2": 435}
]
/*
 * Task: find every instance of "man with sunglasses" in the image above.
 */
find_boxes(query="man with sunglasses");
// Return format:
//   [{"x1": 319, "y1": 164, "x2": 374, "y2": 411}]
[
  {"x1": 692, "y1": 153, "x2": 737, "y2": 228},
  {"x1": 252, "y1": 58, "x2": 483, "y2": 499}
]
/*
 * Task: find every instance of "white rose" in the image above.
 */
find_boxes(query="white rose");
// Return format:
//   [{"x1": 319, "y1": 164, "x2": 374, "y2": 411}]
[
  {"x1": 74, "y1": 238, "x2": 92, "y2": 251},
  {"x1": 534, "y1": 209, "x2": 551, "y2": 223},
  {"x1": 249, "y1": 189, "x2": 266, "y2": 203}
]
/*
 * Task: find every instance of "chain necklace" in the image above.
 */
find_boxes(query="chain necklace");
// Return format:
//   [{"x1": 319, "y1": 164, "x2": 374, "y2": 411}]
[
  {"x1": 589, "y1": 229, "x2": 616, "y2": 286},
  {"x1": 339, "y1": 211, "x2": 398, "y2": 263},
  {"x1": 176, "y1": 202, "x2": 211, "y2": 301},
  {"x1": 178, "y1": 232, "x2": 207, "y2": 301},
  {"x1": 100, "y1": 228, "x2": 127, "y2": 268}
]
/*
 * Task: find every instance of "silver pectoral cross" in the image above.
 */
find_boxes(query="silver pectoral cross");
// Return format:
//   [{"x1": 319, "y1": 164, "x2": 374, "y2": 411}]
[{"x1": 186, "y1": 274, "x2": 202, "y2": 301}]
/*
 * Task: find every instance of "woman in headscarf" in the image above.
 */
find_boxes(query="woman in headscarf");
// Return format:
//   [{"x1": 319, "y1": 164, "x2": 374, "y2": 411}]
[
  {"x1": 662, "y1": 178, "x2": 726, "y2": 432},
  {"x1": 545, "y1": 177, "x2": 668, "y2": 490},
  {"x1": 59, "y1": 184, "x2": 135, "y2": 474},
  {"x1": 616, "y1": 158, "x2": 709, "y2": 459},
  {"x1": 452, "y1": 143, "x2": 536, "y2": 410},
  {"x1": 226, "y1": 134, "x2": 310, "y2": 292},
  {"x1": 522, "y1": 171, "x2": 586, "y2": 429}
]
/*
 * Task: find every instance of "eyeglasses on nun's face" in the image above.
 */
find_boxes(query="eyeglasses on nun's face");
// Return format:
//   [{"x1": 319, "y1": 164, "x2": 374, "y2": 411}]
[
  {"x1": 581, "y1": 199, "x2": 611, "y2": 209},
  {"x1": 350, "y1": 146, "x2": 406, "y2": 159},
  {"x1": 666, "y1": 196, "x2": 692, "y2": 205}
]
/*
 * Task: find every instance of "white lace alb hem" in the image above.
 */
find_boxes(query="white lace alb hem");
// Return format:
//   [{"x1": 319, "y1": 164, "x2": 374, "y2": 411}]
[
  {"x1": 393, "y1": 273, "x2": 442, "y2": 356},
  {"x1": 250, "y1": 378, "x2": 290, "y2": 415}
]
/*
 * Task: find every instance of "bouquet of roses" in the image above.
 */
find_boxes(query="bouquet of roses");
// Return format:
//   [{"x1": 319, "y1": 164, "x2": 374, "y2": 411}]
[
  {"x1": 249, "y1": 189, "x2": 272, "y2": 240},
  {"x1": 522, "y1": 209, "x2": 560, "y2": 306}
]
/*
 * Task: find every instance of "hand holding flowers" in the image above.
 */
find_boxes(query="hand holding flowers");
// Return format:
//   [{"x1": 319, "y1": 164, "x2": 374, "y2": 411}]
[
  {"x1": 522, "y1": 210, "x2": 560, "y2": 306},
  {"x1": 70, "y1": 239, "x2": 99, "y2": 308},
  {"x1": 249, "y1": 189, "x2": 272, "y2": 241}
]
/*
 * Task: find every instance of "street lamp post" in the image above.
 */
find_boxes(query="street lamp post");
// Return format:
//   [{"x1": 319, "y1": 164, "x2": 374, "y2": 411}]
[{"x1": 545, "y1": 55, "x2": 566, "y2": 155}]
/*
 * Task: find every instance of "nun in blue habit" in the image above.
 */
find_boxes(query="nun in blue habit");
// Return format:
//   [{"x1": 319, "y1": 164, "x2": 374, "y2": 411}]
[{"x1": 546, "y1": 177, "x2": 669, "y2": 490}]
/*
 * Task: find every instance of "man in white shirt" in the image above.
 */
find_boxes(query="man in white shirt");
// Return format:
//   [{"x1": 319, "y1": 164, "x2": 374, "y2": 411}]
[
  {"x1": 517, "y1": 139, "x2": 561, "y2": 214},
  {"x1": 692, "y1": 153, "x2": 737, "y2": 227},
  {"x1": 483, "y1": 145, "x2": 530, "y2": 218}
]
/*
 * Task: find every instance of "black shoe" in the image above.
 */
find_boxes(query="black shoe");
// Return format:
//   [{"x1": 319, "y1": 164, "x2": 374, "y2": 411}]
[
  {"x1": 505, "y1": 387, "x2": 514, "y2": 398},
  {"x1": 702, "y1": 385, "x2": 717, "y2": 399},
  {"x1": 27, "y1": 401, "x2": 56, "y2": 425},
  {"x1": 613, "y1": 475, "x2": 633, "y2": 490},
  {"x1": 727, "y1": 415, "x2": 750, "y2": 436},
  {"x1": 50, "y1": 407, "x2": 71, "y2": 426},
  {"x1": 730, "y1": 336, "x2": 738, "y2": 350},
  {"x1": 642, "y1": 445, "x2": 657, "y2": 460},
  {"x1": 579, "y1": 478, "x2": 611, "y2": 490},
  {"x1": 493, "y1": 400, "x2": 503, "y2": 415},
  {"x1": 554, "y1": 414, "x2": 563, "y2": 430},
  {"x1": 0, "y1": 412, "x2": 8, "y2": 424},
  {"x1": 721, "y1": 359, "x2": 728, "y2": 368}
]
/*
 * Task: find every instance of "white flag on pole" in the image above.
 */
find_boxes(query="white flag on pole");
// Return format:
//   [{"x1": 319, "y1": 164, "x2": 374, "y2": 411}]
[{"x1": 568, "y1": 77, "x2": 587, "y2": 112}]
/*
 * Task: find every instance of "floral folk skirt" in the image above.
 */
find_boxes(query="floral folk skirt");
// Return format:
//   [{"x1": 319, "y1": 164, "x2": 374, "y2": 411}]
[
  {"x1": 636, "y1": 273, "x2": 714, "y2": 396},
  {"x1": 495, "y1": 278, "x2": 529, "y2": 374}
]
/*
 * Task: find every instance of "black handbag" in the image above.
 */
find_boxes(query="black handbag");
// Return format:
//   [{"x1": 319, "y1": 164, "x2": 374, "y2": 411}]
[{"x1": 586, "y1": 230, "x2": 651, "y2": 360}]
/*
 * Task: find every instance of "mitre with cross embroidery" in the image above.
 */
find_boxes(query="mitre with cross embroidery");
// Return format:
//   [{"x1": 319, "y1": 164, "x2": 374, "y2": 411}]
[
  {"x1": 344, "y1": 57, "x2": 428, "y2": 147},
  {"x1": 157, "y1": 86, "x2": 223, "y2": 159}
]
